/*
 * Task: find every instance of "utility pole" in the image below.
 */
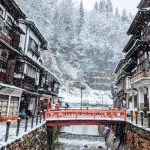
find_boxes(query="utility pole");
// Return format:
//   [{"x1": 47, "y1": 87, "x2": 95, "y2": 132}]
[
  {"x1": 102, "y1": 94, "x2": 104, "y2": 108},
  {"x1": 80, "y1": 86, "x2": 86, "y2": 110},
  {"x1": 81, "y1": 87, "x2": 83, "y2": 110}
]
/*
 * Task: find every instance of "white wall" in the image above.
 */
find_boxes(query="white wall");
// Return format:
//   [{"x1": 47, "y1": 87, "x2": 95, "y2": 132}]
[{"x1": 19, "y1": 22, "x2": 42, "y2": 63}]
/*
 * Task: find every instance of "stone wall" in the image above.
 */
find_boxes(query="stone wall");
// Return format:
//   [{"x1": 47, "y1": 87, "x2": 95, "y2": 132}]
[
  {"x1": 104, "y1": 122, "x2": 150, "y2": 150},
  {"x1": 5, "y1": 125, "x2": 48, "y2": 150},
  {"x1": 1, "y1": 125, "x2": 60, "y2": 150},
  {"x1": 126, "y1": 130, "x2": 150, "y2": 150}
]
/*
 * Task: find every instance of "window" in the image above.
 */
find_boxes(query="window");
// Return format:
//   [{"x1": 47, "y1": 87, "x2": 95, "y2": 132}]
[
  {"x1": 0, "y1": 51, "x2": 7, "y2": 72},
  {"x1": 14, "y1": 62, "x2": 24, "y2": 74},
  {"x1": 28, "y1": 37, "x2": 38, "y2": 52},
  {"x1": 0, "y1": 94, "x2": 9, "y2": 116},
  {"x1": 3, "y1": 26, "x2": 10, "y2": 37},
  {"x1": 7, "y1": 16, "x2": 12, "y2": 26},
  {"x1": 1, "y1": 51, "x2": 7, "y2": 59},
  {"x1": 26, "y1": 64, "x2": 36, "y2": 79},
  {"x1": 9, "y1": 96, "x2": 20, "y2": 115},
  {"x1": 0, "y1": 7, "x2": 3, "y2": 17}
]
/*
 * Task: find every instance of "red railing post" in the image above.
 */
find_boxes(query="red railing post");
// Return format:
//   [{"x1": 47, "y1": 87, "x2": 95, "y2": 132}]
[
  {"x1": 94, "y1": 112, "x2": 96, "y2": 119},
  {"x1": 76, "y1": 112, "x2": 78, "y2": 119},
  {"x1": 111, "y1": 110, "x2": 113, "y2": 120},
  {"x1": 115, "y1": 108, "x2": 118, "y2": 117}
]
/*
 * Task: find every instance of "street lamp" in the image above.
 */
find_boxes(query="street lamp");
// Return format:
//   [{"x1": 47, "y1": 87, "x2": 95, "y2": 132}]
[{"x1": 80, "y1": 86, "x2": 86, "y2": 109}]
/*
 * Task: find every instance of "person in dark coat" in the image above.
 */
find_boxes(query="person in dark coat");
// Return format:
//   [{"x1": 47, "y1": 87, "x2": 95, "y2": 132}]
[{"x1": 65, "y1": 103, "x2": 69, "y2": 109}]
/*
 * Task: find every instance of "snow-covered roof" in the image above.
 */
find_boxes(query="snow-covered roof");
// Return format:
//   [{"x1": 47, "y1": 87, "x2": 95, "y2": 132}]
[
  {"x1": 3, "y1": 0, "x2": 26, "y2": 19},
  {"x1": 127, "y1": 9, "x2": 149, "y2": 35},
  {"x1": 114, "y1": 59, "x2": 125, "y2": 74},
  {"x1": 122, "y1": 35, "x2": 140, "y2": 53},
  {"x1": 138, "y1": 0, "x2": 150, "y2": 9},
  {"x1": 0, "y1": 83, "x2": 23, "y2": 91}
]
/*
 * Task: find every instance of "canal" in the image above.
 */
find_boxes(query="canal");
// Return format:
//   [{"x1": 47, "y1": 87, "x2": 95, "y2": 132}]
[{"x1": 54, "y1": 125, "x2": 106, "y2": 150}]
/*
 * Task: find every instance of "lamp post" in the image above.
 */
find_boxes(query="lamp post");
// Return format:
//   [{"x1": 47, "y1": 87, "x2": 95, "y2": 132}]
[{"x1": 80, "y1": 86, "x2": 86, "y2": 110}]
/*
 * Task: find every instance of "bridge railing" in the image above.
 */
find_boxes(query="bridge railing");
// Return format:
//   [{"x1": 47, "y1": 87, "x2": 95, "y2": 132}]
[{"x1": 45, "y1": 108, "x2": 126, "y2": 121}]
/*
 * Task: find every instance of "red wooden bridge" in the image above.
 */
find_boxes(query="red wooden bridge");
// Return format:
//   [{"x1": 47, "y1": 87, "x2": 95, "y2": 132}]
[{"x1": 45, "y1": 109, "x2": 126, "y2": 126}]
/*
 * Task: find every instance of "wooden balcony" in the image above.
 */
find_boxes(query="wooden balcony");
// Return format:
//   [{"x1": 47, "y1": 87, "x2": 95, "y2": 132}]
[
  {"x1": 130, "y1": 69, "x2": 150, "y2": 84},
  {"x1": 0, "y1": 32, "x2": 11, "y2": 45},
  {"x1": 14, "y1": 75, "x2": 37, "y2": 92}
]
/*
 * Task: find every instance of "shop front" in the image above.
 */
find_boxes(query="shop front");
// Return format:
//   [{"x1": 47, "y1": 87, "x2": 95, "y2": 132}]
[
  {"x1": 38, "y1": 94, "x2": 52, "y2": 112},
  {"x1": 19, "y1": 91, "x2": 40, "y2": 117},
  {"x1": 0, "y1": 83, "x2": 23, "y2": 121}
]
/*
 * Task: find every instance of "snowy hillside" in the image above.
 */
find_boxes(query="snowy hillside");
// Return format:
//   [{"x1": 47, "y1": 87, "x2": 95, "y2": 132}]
[{"x1": 15, "y1": 0, "x2": 132, "y2": 104}]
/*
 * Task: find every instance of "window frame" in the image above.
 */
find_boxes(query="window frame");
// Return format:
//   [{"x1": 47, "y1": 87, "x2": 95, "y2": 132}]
[
  {"x1": 28, "y1": 37, "x2": 38, "y2": 52},
  {"x1": 7, "y1": 15, "x2": 13, "y2": 26}
]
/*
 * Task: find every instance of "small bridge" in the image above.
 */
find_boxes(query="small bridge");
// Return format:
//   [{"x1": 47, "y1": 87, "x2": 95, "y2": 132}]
[
  {"x1": 45, "y1": 109, "x2": 126, "y2": 126},
  {"x1": 45, "y1": 109, "x2": 127, "y2": 150}
]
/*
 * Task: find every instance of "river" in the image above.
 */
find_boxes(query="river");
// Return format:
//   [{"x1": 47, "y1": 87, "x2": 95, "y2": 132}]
[{"x1": 54, "y1": 125, "x2": 106, "y2": 150}]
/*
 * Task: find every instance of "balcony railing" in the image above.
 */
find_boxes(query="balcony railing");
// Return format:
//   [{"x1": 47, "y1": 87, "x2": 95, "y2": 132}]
[{"x1": 131, "y1": 69, "x2": 150, "y2": 84}]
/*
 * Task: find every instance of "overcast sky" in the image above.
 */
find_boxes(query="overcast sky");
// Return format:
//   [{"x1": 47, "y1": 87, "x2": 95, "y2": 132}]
[{"x1": 75, "y1": 0, "x2": 141, "y2": 14}]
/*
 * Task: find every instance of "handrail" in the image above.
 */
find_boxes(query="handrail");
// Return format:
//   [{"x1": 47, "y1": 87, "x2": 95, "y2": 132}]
[{"x1": 45, "y1": 109, "x2": 126, "y2": 121}]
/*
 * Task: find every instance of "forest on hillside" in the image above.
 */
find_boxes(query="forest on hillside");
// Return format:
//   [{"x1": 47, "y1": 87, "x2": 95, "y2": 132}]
[{"x1": 16, "y1": 0, "x2": 132, "y2": 89}]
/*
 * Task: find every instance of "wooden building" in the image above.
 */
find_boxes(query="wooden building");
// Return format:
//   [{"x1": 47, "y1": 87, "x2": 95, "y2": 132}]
[
  {"x1": 38, "y1": 67, "x2": 60, "y2": 111},
  {"x1": 0, "y1": 1, "x2": 60, "y2": 121},
  {"x1": 0, "y1": 0, "x2": 26, "y2": 121},
  {"x1": 113, "y1": 0, "x2": 150, "y2": 112}
]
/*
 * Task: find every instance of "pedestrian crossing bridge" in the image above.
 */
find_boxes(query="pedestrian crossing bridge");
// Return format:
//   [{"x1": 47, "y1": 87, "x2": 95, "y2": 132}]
[{"x1": 45, "y1": 109, "x2": 126, "y2": 126}]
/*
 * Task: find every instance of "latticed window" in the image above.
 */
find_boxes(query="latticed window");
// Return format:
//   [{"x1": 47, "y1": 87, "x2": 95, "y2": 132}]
[
  {"x1": 0, "y1": 94, "x2": 9, "y2": 116},
  {"x1": 28, "y1": 37, "x2": 38, "y2": 52},
  {"x1": 26, "y1": 64, "x2": 36, "y2": 79}
]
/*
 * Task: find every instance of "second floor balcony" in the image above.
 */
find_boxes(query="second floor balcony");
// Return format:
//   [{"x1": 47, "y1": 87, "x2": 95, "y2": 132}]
[{"x1": 130, "y1": 69, "x2": 150, "y2": 85}]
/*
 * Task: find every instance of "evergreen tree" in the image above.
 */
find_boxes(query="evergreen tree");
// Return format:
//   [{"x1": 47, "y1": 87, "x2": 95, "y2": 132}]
[
  {"x1": 94, "y1": 1, "x2": 98, "y2": 11},
  {"x1": 77, "y1": 1, "x2": 84, "y2": 34},
  {"x1": 58, "y1": 0, "x2": 74, "y2": 52},
  {"x1": 51, "y1": 10, "x2": 59, "y2": 53},
  {"x1": 128, "y1": 12, "x2": 133, "y2": 21},
  {"x1": 99, "y1": 0, "x2": 106, "y2": 13},
  {"x1": 115, "y1": 7, "x2": 120, "y2": 18},
  {"x1": 121, "y1": 9, "x2": 128, "y2": 21},
  {"x1": 106, "y1": 0, "x2": 113, "y2": 14}
]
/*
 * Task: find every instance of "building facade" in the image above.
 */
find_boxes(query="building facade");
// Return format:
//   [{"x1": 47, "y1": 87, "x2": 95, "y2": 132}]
[
  {"x1": 0, "y1": 0, "x2": 60, "y2": 121},
  {"x1": 112, "y1": 0, "x2": 150, "y2": 112}
]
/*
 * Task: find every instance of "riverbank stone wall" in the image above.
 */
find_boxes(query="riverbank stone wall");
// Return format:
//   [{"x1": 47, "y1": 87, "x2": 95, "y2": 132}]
[{"x1": 1, "y1": 125, "x2": 60, "y2": 150}]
